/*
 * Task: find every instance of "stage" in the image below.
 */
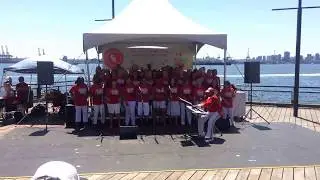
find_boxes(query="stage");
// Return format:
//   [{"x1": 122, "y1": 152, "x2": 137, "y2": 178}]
[{"x1": 0, "y1": 121, "x2": 320, "y2": 177}]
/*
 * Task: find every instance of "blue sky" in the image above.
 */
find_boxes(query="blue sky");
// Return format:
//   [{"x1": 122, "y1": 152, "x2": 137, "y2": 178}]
[{"x1": 1, "y1": 0, "x2": 320, "y2": 59}]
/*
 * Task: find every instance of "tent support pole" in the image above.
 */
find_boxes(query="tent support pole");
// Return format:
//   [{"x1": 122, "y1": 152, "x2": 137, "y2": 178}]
[
  {"x1": 85, "y1": 51, "x2": 91, "y2": 86},
  {"x1": 194, "y1": 44, "x2": 198, "y2": 69},
  {"x1": 223, "y1": 49, "x2": 227, "y2": 85}
]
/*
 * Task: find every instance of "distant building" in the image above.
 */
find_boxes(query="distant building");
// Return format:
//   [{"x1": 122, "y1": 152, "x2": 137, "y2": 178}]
[
  {"x1": 305, "y1": 54, "x2": 313, "y2": 62},
  {"x1": 256, "y1": 56, "x2": 262, "y2": 61},
  {"x1": 315, "y1": 53, "x2": 319, "y2": 60},
  {"x1": 262, "y1": 56, "x2": 266, "y2": 61},
  {"x1": 284, "y1": 51, "x2": 290, "y2": 61}
]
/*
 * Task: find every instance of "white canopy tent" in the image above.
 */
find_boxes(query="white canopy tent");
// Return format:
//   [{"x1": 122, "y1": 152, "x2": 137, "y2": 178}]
[
  {"x1": 4, "y1": 55, "x2": 83, "y2": 74},
  {"x1": 83, "y1": 0, "x2": 228, "y2": 79}
]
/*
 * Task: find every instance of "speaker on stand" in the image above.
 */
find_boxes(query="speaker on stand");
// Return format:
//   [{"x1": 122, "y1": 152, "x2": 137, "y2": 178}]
[
  {"x1": 243, "y1": 62, "x2": 270, "y2": 124},
  {"x1": 37, "y1": 61, "x2": 54, "y2": 131}
]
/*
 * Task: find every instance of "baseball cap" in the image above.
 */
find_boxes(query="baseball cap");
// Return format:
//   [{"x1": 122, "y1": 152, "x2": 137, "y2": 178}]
[{"x1": 31, "y1": 161, "x2": 79, "y2": 180}]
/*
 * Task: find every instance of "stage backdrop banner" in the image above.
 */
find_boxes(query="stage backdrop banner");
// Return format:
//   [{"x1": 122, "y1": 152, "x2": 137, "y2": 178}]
[{"x1": 102, "y1": 43, "x2": 195, "y2": 70}]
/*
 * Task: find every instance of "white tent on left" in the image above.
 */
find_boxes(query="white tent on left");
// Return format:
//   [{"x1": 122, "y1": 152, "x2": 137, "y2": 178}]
[{"x1": 4, "y1": 55, "x2": 83, "y2": 74}]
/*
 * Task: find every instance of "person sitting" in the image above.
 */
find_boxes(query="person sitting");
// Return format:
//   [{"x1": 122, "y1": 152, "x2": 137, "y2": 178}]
[
  {"x1": 105, "y1": 81, "x2": 121, "y2": 128},
  {"x1": 3, "y1": 77, "x2": 16, "y2": 112},
  {"x1": 123, "y1": 78, "x2": 137, "y2": 126},
  {"x1": 16, "y1": 76, "x2": 29, "y2": 114},
  {"x1": 89, "y1": 76, "x2": 105, "y2": 128},
  {"x1": 221, "y1": 81, "x2": 236, "y2": 126},
  {"x1": 69, "y1": 77, "x2": 88, "y2": 131},
  {"x1": 196, "y1": 88, "x2": 222, "y2": 139},
  {"x1": 168, "y1": 78, "x2": 180, "y2": 125}
]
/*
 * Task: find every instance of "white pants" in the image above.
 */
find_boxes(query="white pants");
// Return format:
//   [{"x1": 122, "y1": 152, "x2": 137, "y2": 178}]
[
  {"x1": 75, "y1": 106, "x2": 88, "y2": 123},
  {"x1": 125, "y1": 101, "x2": 136, "y2": 126},
  {"x1": 198, "y1": 112, "x2": 220, "y2": 138},
  {"x1": 223, "y1": 107, "x2": 234, "y2": 125},
  {"x1": 169, "y1": 101, "x2": 180, "y2": 116},
  {"x1": 93, "y1": 104, "x2": 105, "y2": 125},
  {"x1": 180, "y1": 102, "x2": 192, "y2": 125},
  {"x1": 153, "y1": 101, "x2": 166, "y2": 109},
  {"x1": 107, "y1": 103, "x2": 120, "y2": 114},
  {"x1": 137, "y1": 102, "x2": 150, "y2": 116}
]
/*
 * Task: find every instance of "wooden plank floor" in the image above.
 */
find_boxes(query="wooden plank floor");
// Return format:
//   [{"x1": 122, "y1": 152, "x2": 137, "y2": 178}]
[
  {"x1": 2, "y1": 165, "x2": 320, "y2": 180},
  {"x1": 245, "y1": 106, "x2": 320, "y2": 132}
]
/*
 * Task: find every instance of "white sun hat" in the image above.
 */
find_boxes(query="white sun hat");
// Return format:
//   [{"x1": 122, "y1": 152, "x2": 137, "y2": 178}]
[{"x1": 31, "y1": 161, "x2": 79, "y2": 180}]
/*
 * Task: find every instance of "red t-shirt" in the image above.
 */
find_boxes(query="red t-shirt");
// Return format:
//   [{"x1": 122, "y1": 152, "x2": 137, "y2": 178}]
[
  {"x1": 105, "y1": 88, "x2": 121, "y2": 104},
  {"x1": 180, "y1": 85, "x2": 192, "y2": 101},
  {"x1": 221, "y1": 87, "x2": 235, "y2": 108},
  {"x1": 123, "y1": 84, "x2": 136, "y2": 102},
  {"x1": 193, "y1": 87, "x2": 206, "y2": 102},
  {"x1": 138, "y1": 84, "x2": 151, "y2": 102},
  {"x1": 16, "y1": 82, "x2": 29, "y2": 103},
  {"x1": 103, "y1": 76, "x2": 112, "y2": 89},
  {"x1": 202, "y1": 95, "x2": 221, "y2": 112},
  {"x1": 153, "y1": 84, "x2": 167, "y2": 101},
  {"x1": 70, "y1": 84, "x2": 88, "y2": 106},
  {"x1": 161, "y1": 78, "x2": 170, "y2": 86},
  {"x1": 116, "y1": 78, "x2": 125, "y2": 87},
  {"x1": 89, "y1": 84, "x2": 104, "y2": 105},
  {"x1": 132, "y1": 80, "x2": 140, "y2": 88},
  {"x1": 169, "y1": 86, "x2": 179, "y2": 101}
]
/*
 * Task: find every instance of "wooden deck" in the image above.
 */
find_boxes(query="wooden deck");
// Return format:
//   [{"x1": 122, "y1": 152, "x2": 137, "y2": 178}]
[
  {"x1": 2, "y1": 165, "x2": 320, "y2": 180},
  {"x1": 0, "y1": 105, "x2": 320, "y2": 180},
  {"x1": 244, "y1": 105, "x2": 320, "y2": 132}
]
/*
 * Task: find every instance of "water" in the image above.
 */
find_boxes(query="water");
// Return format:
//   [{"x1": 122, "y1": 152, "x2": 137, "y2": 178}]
[{"x1": 1, "y1": 63, "x2": 319, "y2": 104}]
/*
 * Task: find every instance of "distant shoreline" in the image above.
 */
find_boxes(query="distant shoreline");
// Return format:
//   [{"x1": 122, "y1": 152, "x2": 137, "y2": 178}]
[{"x1": 1, "y1": 58, "x2": 319, "y2": 65}]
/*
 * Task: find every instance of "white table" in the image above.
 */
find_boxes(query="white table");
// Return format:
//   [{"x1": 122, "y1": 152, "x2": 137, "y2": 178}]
[{"x1": 232, "y1": 91, "x2": 246, "y2": 118}]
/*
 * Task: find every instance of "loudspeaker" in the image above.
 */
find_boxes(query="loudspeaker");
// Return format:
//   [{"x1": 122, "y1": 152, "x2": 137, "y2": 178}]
[
  {"x1": 37, "y1": 61, "x2": 54, "y2": 85},
  {"x1": 244, "y1": 61, "x2": 260, "y2": 83},
  {"x1": 119, "y1": 126, "x2": 138, "y2": 140},
  {"x1": 65, "y1": 104, "x2": 75, "y2": 128}
]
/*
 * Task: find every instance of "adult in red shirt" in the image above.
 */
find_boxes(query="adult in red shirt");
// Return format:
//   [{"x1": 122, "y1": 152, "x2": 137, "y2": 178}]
[
  {"x1": 168, "y1": 78, "x2": 180, "y2": 125},
  {"x1": 16, "y1": 76, "x2": 29, "y2": 114},
  {"x1": 105, "y1": 81, "x2": 121, "y2": 128},
  {"x1": 69, "y1": 77, "x2": 88, "y2": 130},
  {"x1": 195, "y1": 88, "x2": 222, "y2": 139},
  {"x1": 153, "y1": 79, "x2": 167, "y2": 126},
  {"x1": 137, "y1": 80, "x2": 151, "y2": 124},
  {"x1": 89, "y1": 77, "x2": 105, "y2": 126},
  {"x1": 221, "y1": 81, "x2": 236, "y2": 126},
  {"x1": 123, "y1": 79, "x2": 137, "y2": 126},
  {"x1": 180, "y1": 79, "x2": 193, "y2": 126}
]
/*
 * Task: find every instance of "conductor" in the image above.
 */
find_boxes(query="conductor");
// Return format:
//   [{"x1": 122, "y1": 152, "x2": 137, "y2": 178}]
[{"x1": 195, "y1": 87, "x2": 222, "y2": 139}]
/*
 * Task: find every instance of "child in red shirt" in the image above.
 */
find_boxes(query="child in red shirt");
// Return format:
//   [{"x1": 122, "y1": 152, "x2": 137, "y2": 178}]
[
  {"x1": 168, "y1": 78, "x2": 180, "y2": 125},
  {"x1": 180, "y1": 79, "x2": 193, "y2": 126},
  {"x1": 193, "y1": 79, "x2": 206, "y2": 104},
  {"x1": 137, "y1": 80, "x2": 152, "y2": 124},
  {"x1": 69, "y1": 77, "x2": 88, "y2": 130},
  {"x1": 221, "y1": 81, "x2": 236, "y2": 126},
  {"x1": 105, "y1": 81, "x2": 121, "y2": 128},
  {"x1": 89, "y1": 77, "x2": 105, "y2": 126},
  {"x1": 153, "y1": 79, "x2": 168, "y2": 126},
  {"x1": 123, "y1": 79, "x2": 137, "y2": 126}
]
